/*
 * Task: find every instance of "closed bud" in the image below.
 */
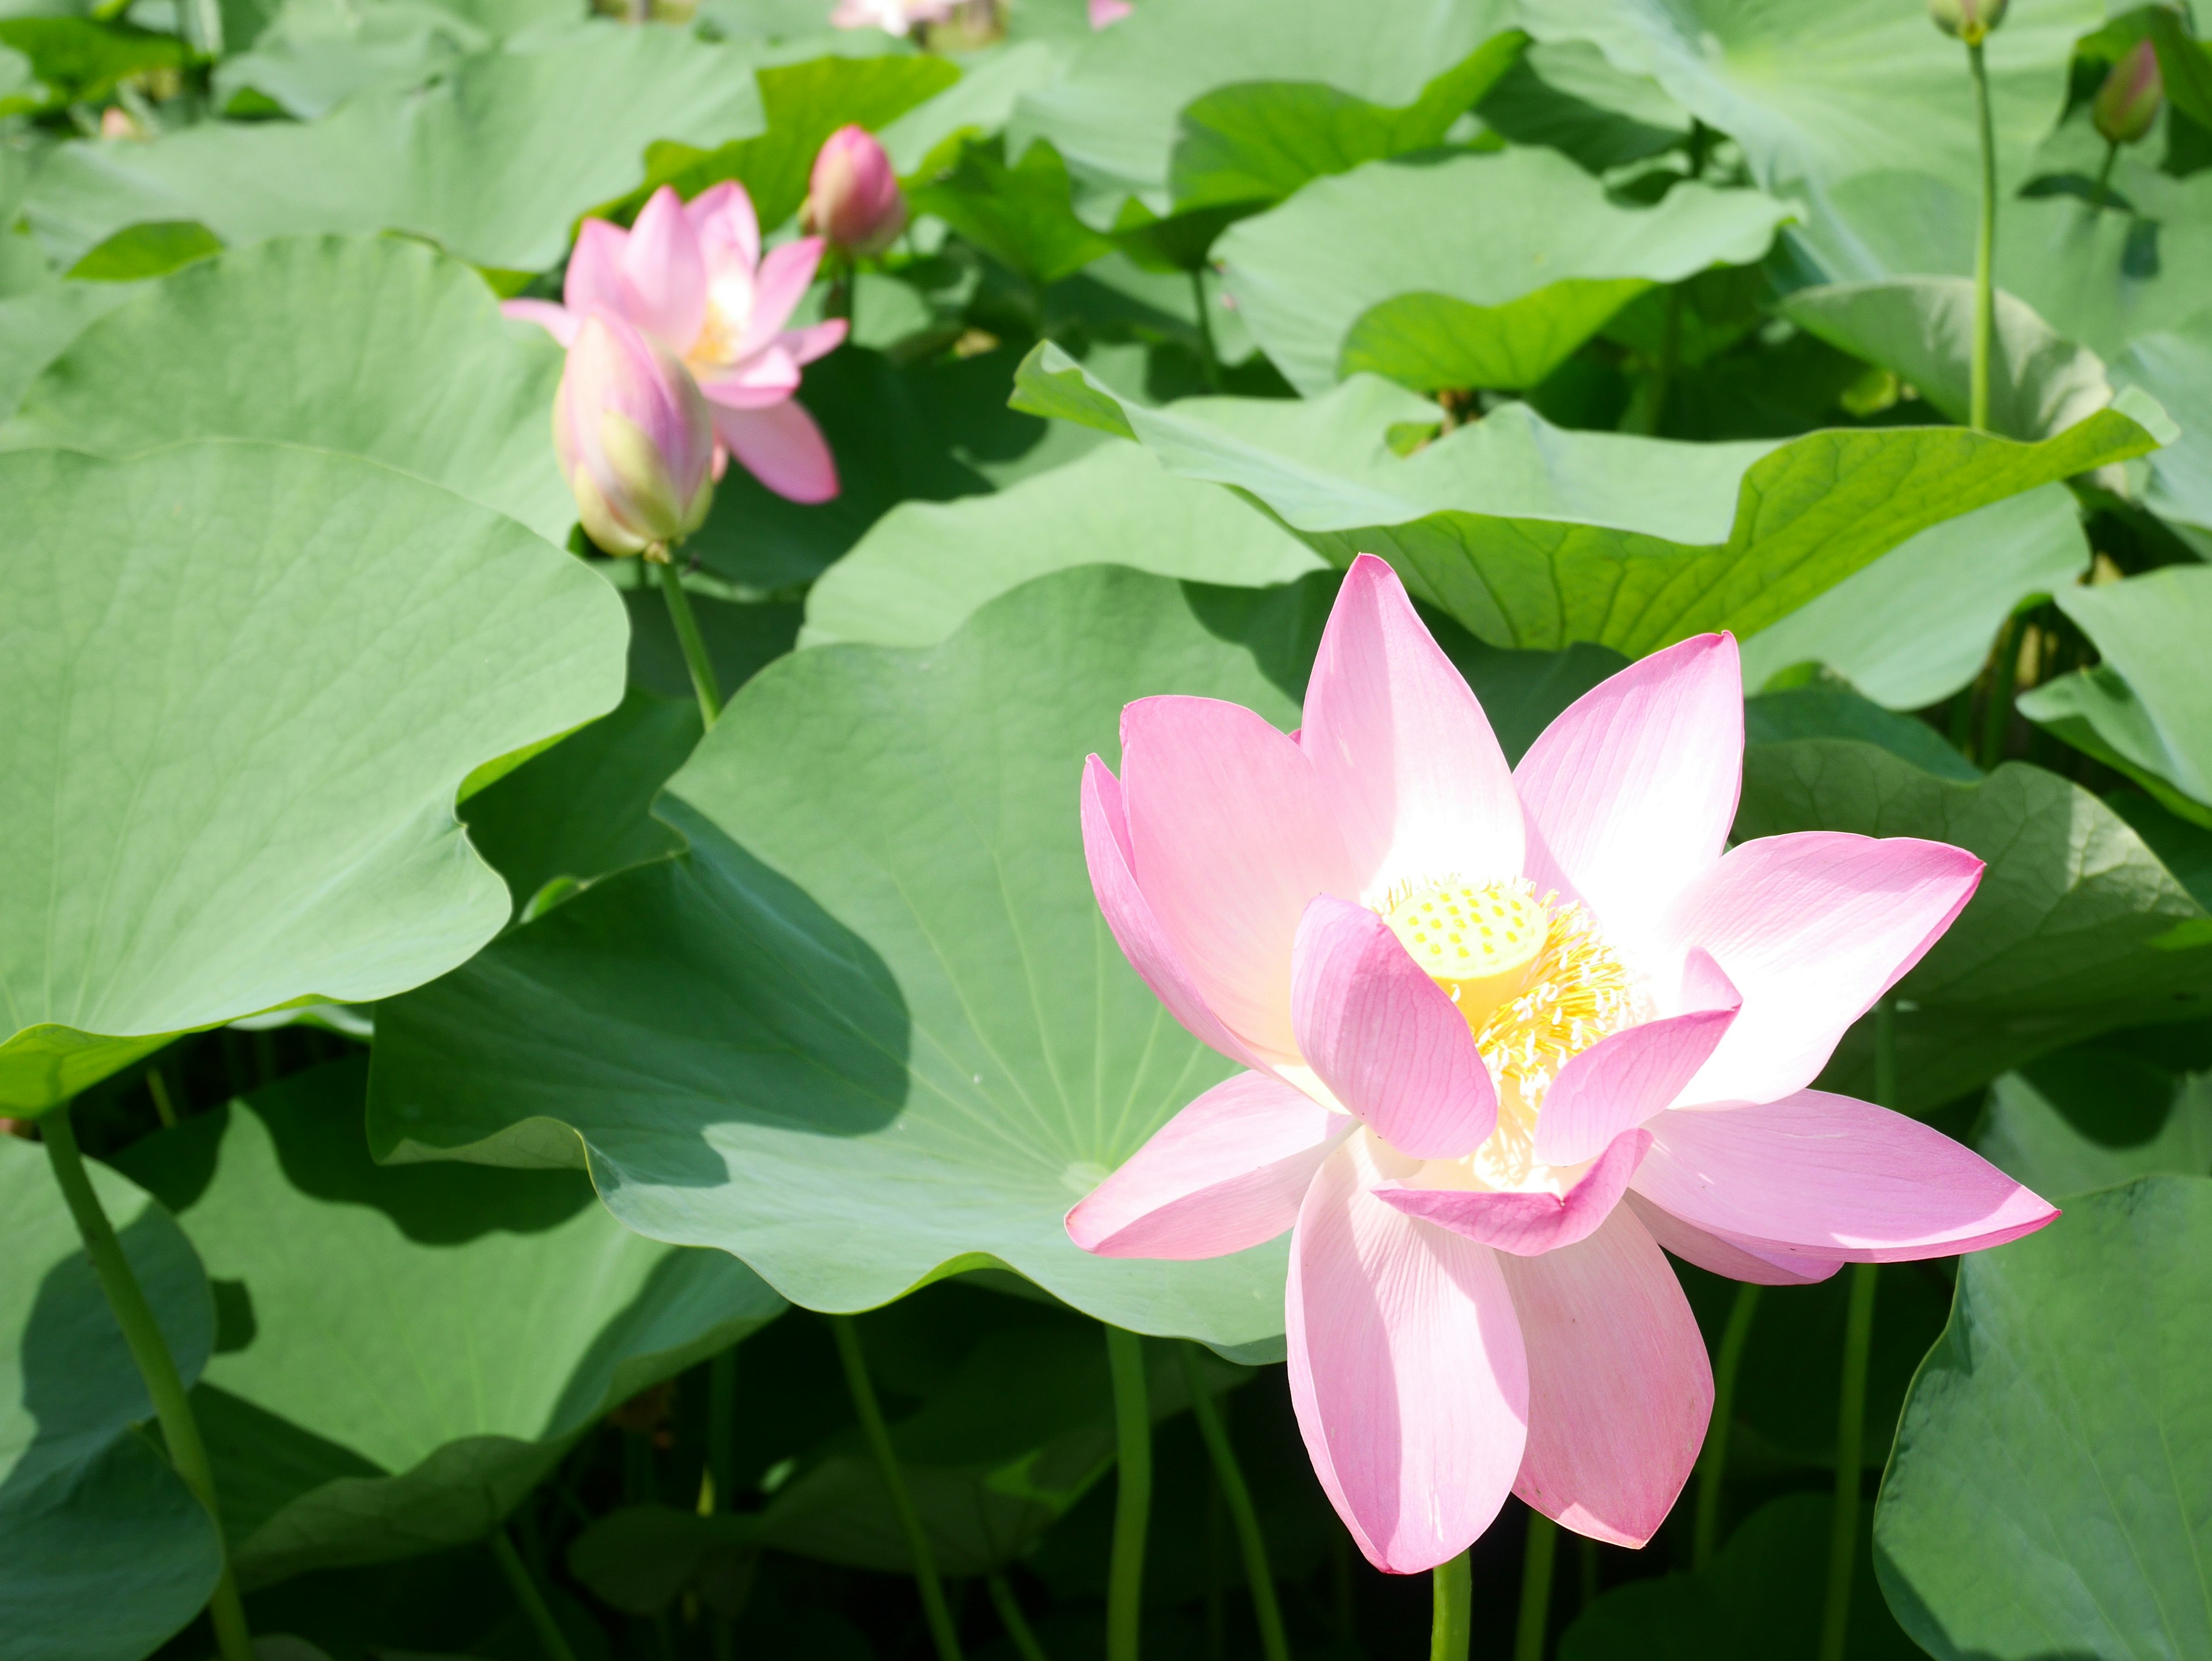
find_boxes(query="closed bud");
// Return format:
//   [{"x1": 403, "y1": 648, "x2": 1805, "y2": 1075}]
[
  {"x1": 554, "y1": 309, "x2": 717, "y2": 557},
  {"x1": 801, "y1": 125, "x2": 907, "y2": 259},
  {"x1": 2093, "y1": 39, "x2": 2163, "y2": 146},
  {"x1": 1929, "y1": 0, "x2": 2006, "y2": 43}
]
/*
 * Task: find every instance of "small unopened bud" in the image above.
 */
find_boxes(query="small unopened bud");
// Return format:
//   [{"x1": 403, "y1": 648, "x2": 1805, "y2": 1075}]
[
  {"x1": 1929, "y1": 0, "x2": 2006, "y2": 43},
  {"x1": 554, "y1": 309, "x2": 717, "y2": 557},
  {"x1": 801, "y1": 126, "x2": 907, "y2": 259},
  {"x1": 2093, "y1": 39, "x2": 2163, "y2": 146}
]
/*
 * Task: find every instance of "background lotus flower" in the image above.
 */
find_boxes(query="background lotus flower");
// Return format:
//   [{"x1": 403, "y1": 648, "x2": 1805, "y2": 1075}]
[
  {"x1": 2093, "y1": 39, "x2": 2162, "y2": 146},
  {"x1": 505, "y1": 183, "x2": 846, "y2": 504},
  {"x1": 829, "y1": 0, "x2": 953, "y2": 31},
  {"x1": 1929, "y1": 0, "x2": 2005, "y2": 41},
  {"x1": 1068, "y1": 554, "x2": 2056, "y2": 1574},
  {"x1": 553, "y1": 307, "x2": 717, "y2": 557},
  {"x1": 1089, "y1": 0, "x2": 1132, "y2": 26},
  {"x1": 802, "y1": 126, "x2": 907, "y2": 259}
]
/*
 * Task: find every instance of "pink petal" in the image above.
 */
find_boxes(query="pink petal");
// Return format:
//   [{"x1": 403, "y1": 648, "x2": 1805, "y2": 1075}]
[
  {"x1": 1066, "y1": 1070, "x2": 1351, "y2": 1259},
  {"x1": 1120, "y1": 696, "x2": 1355, "y2": 1063},
  {"x1": 1301, "y1": 554, "x2": 1522, "y2": 901},
  {"x1": 622, "y1": 186, "x2": 710, "y2": 353},
  {"x1": 1514, "y1": 634, "x2": 1742, "y2": 958},
  {"x1": 711, "y1": 400, "x2": 839, "y2": 504},
  {"x1": 1289, "y1": 1139, "x2": 1528, "y2": 1574},
  {"x1": 1664, "y1": 833, "x2": 1983, "y2": 1106},
  {"x1": 564, "y1": 217, "x2": 632, "y2": 320},
  {"x1": 1089, "y1": 0, "x2": 1132, "y2": 23},
  {"x1": 698, "y1": 345, "x2": 802, "y2": 410},
  {"x1": 739, "y1": 237, "x2": 828, "y2": 360},
  {"x1": 500, "y1": 298, "x2": 579, "y2": 347},
  {"x1": 1624, "y1": 1192, "x2": 1842, "y2": 1285},
  {"x1": 1531, "y1": 951, "x2": 1739, "y2": 1168},
  {"x1": 781, "y1": 318, "x2": 849, "y2": 366},
  {"x1": 1082, "y1": 756, "x2": 1272, "y2": 1074},
  {"x1": 1632, "y1": 1090, "x2": 2058, "y2": 1263},
  {"x1": 1375, "y1": 1129, "x2": 1649, "y2": 1257},
  {"x1": 685, "y1": 180, "x2": 760, "y2": 276},
  {"x1": 1500, "y1": 1205, "x2": 1712, "y2": 1547},
  {"x1": 1289, "y1": 895, "x2": 1497, "y2": 1159}
]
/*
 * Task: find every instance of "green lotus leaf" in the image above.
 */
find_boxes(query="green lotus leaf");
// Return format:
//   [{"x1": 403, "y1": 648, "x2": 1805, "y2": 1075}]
[
  {"x1": 1874, "y1": 1175, "x2": 2212, "y2": 1661},
  {"x1": 2112, "y1": 314, "x2": 2212, "y2": 542},
  {"x1": 1474, "y1": 39, "x2": 1690, "y2": 174},
  {"x1": 1214, "y1": 149, "x2": 1791, "y2": 395},
  {"x1": 0, "y1": 1134, "x2": 222, "y2": 1661},
  {"x1": 1, "y1": 235, "x2": 572, "y2": 541},
  {"x1": 0, "y1": 442, "x2": 627, "y2": 1113},
  {"x1": 0, "y1": 278, "x2": 139, "y2": 423},
  {"x1": 0, "y1": 16, "x2": 184, "y2": 112},
  {"x1": 1978, "y1": 1053, "x2": 2212, "y2": 1201},
  {"x1": 213, "y1": 0, "x2": 582, "y2": 120},
  {"x1": 911, "y1": 136, "x2": 1117, "y2": 286},
  {"x1": 1010, "y1": 341, "x2": 2167, "y2": 655}
]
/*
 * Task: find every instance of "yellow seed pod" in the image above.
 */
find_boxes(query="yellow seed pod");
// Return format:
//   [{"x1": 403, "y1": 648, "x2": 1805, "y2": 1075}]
[{"x1": 1382, "y1": 878, "x2": 1546, "y2": 1030}]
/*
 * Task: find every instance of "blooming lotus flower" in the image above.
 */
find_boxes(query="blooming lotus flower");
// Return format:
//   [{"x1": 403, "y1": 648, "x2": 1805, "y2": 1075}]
[
  {"x1": 505, "y1": 183, "x2": 846, "y2": 504},
  {"x1": 2093, "y1": 39, "x2": 2162, "y2": 146},
  {"x1": 554, "y1": 308, "x2": 717, "y2": 557},
  {"x1": 803, "y1": 126, "x2": 907, "y2": 259},
  {"x1": 829, "y1": 0, "x2": 952, "y2": 31},
  {"x1": 1089, "y1": 0, "x2": 1132, "y2": 26},
  {"x1": 1068, "y1": 555, "x2": 2056, "y2": 1573}
]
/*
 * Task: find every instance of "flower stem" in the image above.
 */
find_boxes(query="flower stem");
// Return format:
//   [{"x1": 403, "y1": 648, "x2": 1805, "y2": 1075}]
[
  {"x1": 1693, "y1": 1280, "x2": 1763, "y2": 1569},
  {"x1": 1978, "y1": 611, "x2": 2025, "y2": 771},
  {"x1": 490, "y1": 1524, "x2": 578, "y2": 1661},
  {"x1": 43, "y1": 1106, "x2": 253, "y2": 1661},
  {"x1": 1967, "y1": 39, "x2": 1998, "y2": 433},
  {"x1": 1817, "y1": 1263, "x2": 1880, "y2": 1661},
  {"x1": 653, "y1": 555, "x2": 722, "y2": 729},
  {"x1": 830, "y1": 1316, "x2": 964, "y2": 1661},
  {"x1": 986, "y1": 1573, "x2": 1052, "y2": 1661},
  {"x1": 1105, "y1": 1326, "x2": 1152, "y2": 1661},
  {"x1": 707, "y1": 1346, "x2": 735, "y2": 1513},
  {"x1": 1430, "y1": 1550, "x2": 1472, "y2": 1661},
  {"x1": 1177, "y1": 1342, "x2": 1289, "y2": 1661},
  {"x1": 2090, "y1": 138, "x2": 2120, "y2": 214},
  {"x1": 1514, "y1": 1511, "x2": 1556, "y2": 1661}
]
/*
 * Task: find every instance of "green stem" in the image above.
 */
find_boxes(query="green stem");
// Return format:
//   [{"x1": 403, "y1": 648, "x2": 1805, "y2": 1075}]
[
  {"x1": 490, "y1": 1526, "x2": 579, "y2": 1661},
  {"x1": 1693, "y1": 1281, "x2": 1764, "y2": 1569},
  {"x1": 707, "y1": 1347, "x2": 735, "y2": 1514},
  {"x1": 1430, "y1": 1550, "x2": 1472, "y2": 1661},
  {"x1": 1105, "y1": 1326, "x2": 1152, "y2": 1661},
  {"x1": 653, "y1": 555, "x2": 722, "y2": 729},
  {"x1": 986, "y1": 1573, "x2": 1052, "y2": 1661},
  {"x1": 1177, "y1": 1343, "x2": 1289, "y2": 1661},
  {"x1": 1967, "y1": 39, "x2": 1998, "y2": 433},
  {"x1": 2090, "y1": 138, "x2": 2120, "y2": 214},
  {"x1": 831, "y1": 1316, "x2": 964, "y2": 1661},
  {"x1": 1979, "y1": 612, "x2": 2025, "y2": 771},
  {"x1": 1190, "y1": 267, "x2": 1223, "y2": 392},
  {"x1": 43, "y1": 1107, "x2": 253, "y2": 1661},
  {"x1": 1817, "y1": 1263, "x2": 1880, "y2": 1661},
  {"x1": 145, "y1": 1065, "x2": 179, "y2": 1128},
  {"x1": 1515, "y1": 1512, "x2": 1557, "y2": 1661}
]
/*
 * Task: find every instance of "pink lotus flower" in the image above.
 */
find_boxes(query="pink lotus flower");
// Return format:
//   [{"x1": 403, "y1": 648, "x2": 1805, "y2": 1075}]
[
  {"x1": 554, "y1": 308, "x2": 717, "y2": 557},
  {"x1": 505, "y1": 183, "x2": 846, "y2": 505},
  {"x1": 1069, "y1": 555, "x2": 2056, "y2": 1573},
  {"x1": 803, "y1": 126, "x2": 907, "y2": 259},
  {"x1": 1089, "y1": 0, "x2": 1132, "y2": 25},
  {"x1": 829, "y1": 0, "x2": 952, "y2": 31}
]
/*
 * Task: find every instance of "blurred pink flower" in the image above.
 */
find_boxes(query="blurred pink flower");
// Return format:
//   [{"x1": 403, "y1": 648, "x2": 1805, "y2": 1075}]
[
  {"x1": 829, "y1": 0, "x2": 952, "y2": 31},
  {"x1": 1068, "y1": 554, "x2": 2055, "y2": 1573},
  {"x1": 803, "y1": 126, "x2": 907, "y2": 258},
  {"x1": 553, "y1": 308, "x2": 717, "y2": 557},
  {"x1": 1089, "y1": 0, "x2": 1131, "y2": 25},
  {"x1": 506, "y1": 183, "x2": 845, "y2": 504}
]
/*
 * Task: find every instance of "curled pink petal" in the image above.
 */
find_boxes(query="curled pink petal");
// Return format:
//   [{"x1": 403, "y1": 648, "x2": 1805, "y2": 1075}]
[
  {"x1": 711, "y1": 400, "x2": 839, "y2": 504},
  {"x1": 781, "y1": 318, "x2": 849, "y2": 366},
  {"x1": 1289, "y1": 1140, "x2": 1528, "y2": 1574},
  {"x1": 1290, "y1": 895, "x2": 1497, "y2": 1159},
  {"x1": 501, "y1": 298, "x2": 579, "y2": 347},
  {"x1": 1501, "y1": 1206, "x2": 1712, "y2": 1547},
  {"x1": 1066, "y1": 1070, "x2": 1351, "y2": 1259},
  {"x1": 697, "y1": 344, "x2": 802, "y2": 410},
  {"x1": 1374, "y1": 1129, "x2": 1649, "y2": 1257},
  {"x1": 1624, "y1": 1192, "x2": 1842, "y2": 1284},
  {"x1": 740, "y1": 237, "x2": 828, "y2": 359},
  {"x1": 1301, "y1": 554, "x2": 1522, "y2": 901},
  {"x1": 1666, "y1": 832, "x2": 1983, "y2": 1106},
  {"x1": 564, "y1": 217, "x2": 631, "y2": 319},
  {"x1": 622, "y1": 185, "x2": 710, "y2": 352},
  {"x1": 1531, "y1": 951, "x2": 1738, "y2": 1168},
  {"x1": 1633, "y1": 1090, "x2": 2058, "y2": 1263}
]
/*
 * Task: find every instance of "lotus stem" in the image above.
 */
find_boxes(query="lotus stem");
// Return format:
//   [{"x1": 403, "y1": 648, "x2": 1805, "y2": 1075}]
[
  {"x1": 490, "y1": 1526, "x2": 579, "y2": 1661},
  {"x1": 1177, "y1": 1342, "x2": 1290, "y2": 1661},
  {"x1": 1967, "y1": 40, "x2": 1997, "y2": 432},
  {"x1": 707, "y1": 1346, "x2": 735, "y2": 1512},
  {"x1": 1514, "y1": 1511, "x2": 1556, "y2": 1661},
  {"x1": 1430, "y1": 1549, "x2": 1472, "y2": 1661},
  {"x1": 1693, "y1": 1280, "x2": 1763, "y2": 1569},
  {"x1": 1979, "y1": 611, "x2": 2026, "y2": 770},
  {"x1": 2091, "y1": 138, "x2": 2120, "y2": 214},
  {"x1": 1105, "y1": 1325, "x2": 1152, "y2": 1661},
  {"x1": 43, "y1": 1107, "x2": 254, "y2": 1661},
  {"x1": 831, "y1": 1315, "x2": 964, "y2": 1661},
  {"x1": 986, "y1": 1573, "x2": 1053, "y2": 1661},
  {"x1": 653, "y1": 555, "x2": 722, "y2": 729}
]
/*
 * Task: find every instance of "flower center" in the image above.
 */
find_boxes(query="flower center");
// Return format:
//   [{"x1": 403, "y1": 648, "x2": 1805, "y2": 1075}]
[{"x1": 688, "y1": 278, "x2": 753, "y2": 370}]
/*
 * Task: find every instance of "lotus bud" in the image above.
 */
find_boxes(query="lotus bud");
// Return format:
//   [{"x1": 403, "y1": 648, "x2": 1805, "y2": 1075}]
[
  {"x1": 554, "y1": 309, "x2": 717, "y2": 558},
  {"x1": 801, "y1": 126, "x2": 907, "y2": 259},
  {"x1": 2093, "y1": 40, "x2": 2163, "y2": 146},
  {"x1": 1929, "y1": 0, "x2": 2005, "y2": 42}
]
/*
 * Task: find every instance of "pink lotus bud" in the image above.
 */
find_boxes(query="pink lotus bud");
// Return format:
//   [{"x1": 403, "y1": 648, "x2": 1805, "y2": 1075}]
[
  {"x1": 802, "y1": 126, "x2": 907, "y2": 259},
  {"x1": 553, "y1": 309, "x2": 717, "y2": 557},
  {"x1": 2093, "y1": 39, "x2": 2162, "y2": 146},
  {"x1": 1929, "y1": 0, "x2": 2005, "y2": 42},
  {"x1": 1088, "y1": 0, "x2": 1131, "y2": 25}
]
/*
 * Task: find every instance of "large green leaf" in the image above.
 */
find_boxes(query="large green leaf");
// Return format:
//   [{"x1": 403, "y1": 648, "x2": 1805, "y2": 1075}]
[
  {"x1": 0, "y1": 277, "x2": 138, "y2": 423},
  {"x1": 910, "y1": 135, "x2": 1116, "y2": 285},
  {"x1": 801, "y1": 437, "x2": 1321, "y2": 650},
  {"x1": 1214, "y1": 149, "x2": 1790, "y2": 395},
  {"x1": 0, "y1": 235, "x2": 572, "y2": 541},
  {"x1": 1474, "y1": 38, "x2": 1690, "y2": 174},
  {"x1": 1010, "y1": 342, "x2": 2168, "y2": 654},
  {"x1": 212, "y1": 0, "x2": 584, "y2": 119},
  {"x1": 2021, "y1": 565, "x2": 2212, "y2": 826},
  {"x1": 0, "y1": 15, "x2": 183, "y2": 111},
  {"x1": 2112, "y1": 314, "x2": 2212, "y2": 540},
  {"x1": 1979, "y1": 1058, "x2": 2212, "y2": 1202},
  {"x1": 20, "y1": 22, "x2": 764, "y2": 270},
  {"x1": 1874, "y1": 1175, "x2": 2212, "y2": 1661},
  {"x1": 0, "y1": 1135, "x2": 222, "y2": 1661},
  {"x1": 109, "y1": 1061, "x2": 785, "y2": 1586},
  {"x1": 0, "y1": 442, "x2": 627, "y2": 1113}
]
